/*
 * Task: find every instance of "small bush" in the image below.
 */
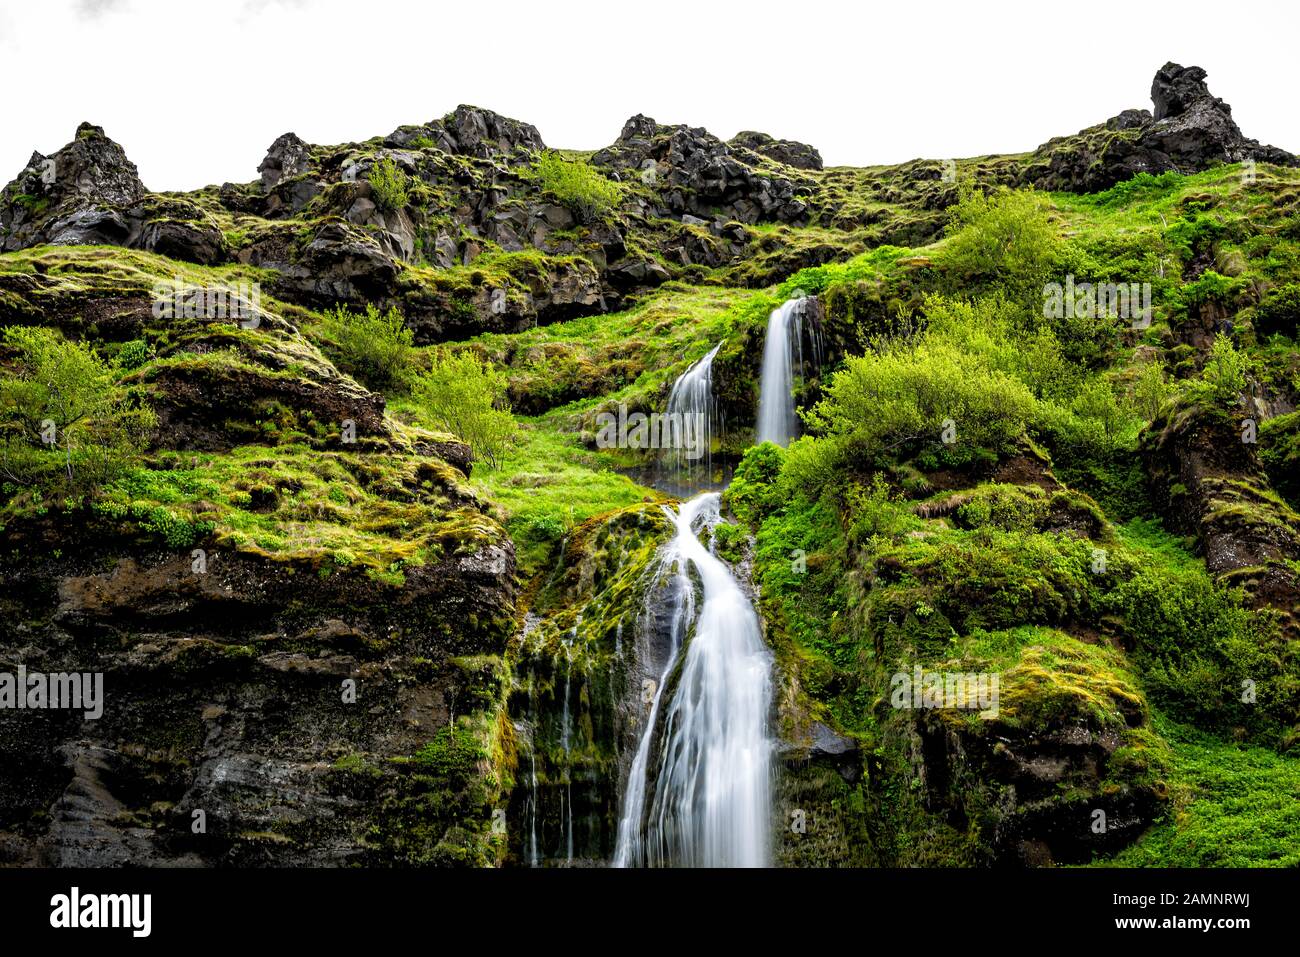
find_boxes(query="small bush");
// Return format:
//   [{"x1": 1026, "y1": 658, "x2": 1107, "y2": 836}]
[
  {"x1": 368, "y1": 157, "x2": 410, "y2": 212},
  {"x1": 724, "y1": 442, "x2": 786, "y2": 526},
  {"x1": 413, "y1": 350, "x2": 518, "y2": 469},
  {"x1": 0, "y1": 326, "x2": 155, "y2": 495},
  {"x1": 1251, "y1": 282, "x2": 1300, "y2": 339},
  {"x1": 115, "y1": 338, "x2": 154, "y2": 371},
  {"x1": 1200, "y1": 335, "x2": 1247, "y2": 404},
  {"x1": 531, "y1": 152, "x2": 622, "y2": 223},
  {"x1": 797, "y1": 335, "x2": 1039, "y2": 477},
  {"x1": 319, "y1": 303, "x2": 414, "y2": 392},
  {"x1": 937, "y1": 186, "x2": 1063, "y2": 302}
]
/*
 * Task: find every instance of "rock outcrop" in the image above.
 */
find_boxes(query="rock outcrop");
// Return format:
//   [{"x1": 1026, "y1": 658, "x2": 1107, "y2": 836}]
[
  {"x1": 593, "y1": 114, "x2": 813, "y2": 225},
  {"x1": 1024, "y1": 63, "x2": 1297, "y2": 193},
  {"x1": 1141, "y1": 396, "x2": 1300, "y2": 638},
  {"x1": 729, "y1": 130, "x2": 824, "y2": 171},
  {"x1": 0, "y1": 123, "x2": 146, "y2": 251},
  {"x1": 258, "y1": 132, "x2": 312, "y2": 192}
]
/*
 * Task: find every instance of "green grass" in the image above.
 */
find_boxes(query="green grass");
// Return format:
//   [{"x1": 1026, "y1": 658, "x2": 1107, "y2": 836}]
[
  {"x1": 1108, "y1": 717, "x2": 1300, "y2": 867},
  {"x1": 87, "y1": 442, "x2": 499, "y2": 582},
  {"x1": 464, "y1": 281, "x2": 765, "y2": 417},
  {"x1": 469, "y1": 421, "x2": 661, "y2": 578}
]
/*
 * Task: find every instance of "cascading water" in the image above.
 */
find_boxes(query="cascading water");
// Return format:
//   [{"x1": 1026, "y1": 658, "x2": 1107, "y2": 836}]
[
  {"x1": 756, "y1": 297, "x2": 819, "y2": 447},
  {"x1": 660, "y1": 341, "x2": 723, "y2": 486},
  {"x1": 613, "y1": 492, "x2": 774, "y2": 867}
]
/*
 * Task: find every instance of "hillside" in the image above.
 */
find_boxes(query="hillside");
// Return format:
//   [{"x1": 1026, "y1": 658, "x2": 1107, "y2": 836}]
[{"x1": 1, "y1": 61, "x2": 1297, "y2": 868}]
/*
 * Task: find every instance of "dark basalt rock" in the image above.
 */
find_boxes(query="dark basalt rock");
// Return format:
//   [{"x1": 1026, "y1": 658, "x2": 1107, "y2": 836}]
[
  {"x1": 729, "y1": 130, "x2": 824, "y2": 171},
  {"x1": 0, "y1": 529, "x2": 515, "y2": 867},
  {"x1": 385, "y1": 105, "x2": 545, "y2": 162},
  {"x1": 1141, "y1": 396, "x2": 1300, "y2": 638},
  {"x1": 135, "y1": 218, "x2": 227, "y2": 266},
  {"x1": 908, "y1": 695, "x2": 1164, "y2": 867},
  {"x1": 1151, "y1": 62, "x2": 1211, "y2": 121},
  {"x1": 273, "y1": 221, "x2": 400, "y2": 304},
  {"x1": 258, "y1": 132, "x2": 312, "y2": 192},
  {"x1": 593, "y1": 114, "x2": 812, "y2": 225},
  {"x1": 0, "y1": 123, "x2": 146, "y2": 251}
]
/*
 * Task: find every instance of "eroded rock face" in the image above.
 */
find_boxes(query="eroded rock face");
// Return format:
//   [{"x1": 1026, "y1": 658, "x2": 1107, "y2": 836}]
[
  {"x1": 503, "y1": 505, "x2": 674, "y2": 865},
  {"x1": 0, "y1": 522, "x2": 516, "y2": 867},
  {"x1": 907, "y1": 700, "x2": 1162, "y2": 866},
  {"x1": 1141, "y1": 397, "x2": 1300, "y2": 638}
]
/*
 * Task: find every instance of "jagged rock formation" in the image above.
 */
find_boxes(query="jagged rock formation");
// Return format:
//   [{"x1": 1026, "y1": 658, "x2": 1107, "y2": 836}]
[
  {"x1": 1024, "y1": 62, "x2": 1297, "y2": 193},
  {"x1": 592, "y1": 114, "x2": 813, "y2": 225},
  {"x1": 728, "y1": 130, "x2": 824, "y2": 171}
]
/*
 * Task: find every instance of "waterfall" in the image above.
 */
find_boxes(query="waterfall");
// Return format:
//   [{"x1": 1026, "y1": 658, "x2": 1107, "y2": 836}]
[
  {"x1": 662, "y1": 340, "x2": 723, "y2": 481},
  {"x1": 756, "y1": 297, "x2": 817, "y2": 447},
  {"x1": 560, "y1": 631, "x2": 575, "y2": 864},
  {"x1": 526, "y1": 677, "x2": 541, "y2": 868},
  {"x1": 613, "y1": 492, "x2": 774, "y2": 867},
  {"x1": 611, "y1": 528, "x2": 696, "y2": 866}
]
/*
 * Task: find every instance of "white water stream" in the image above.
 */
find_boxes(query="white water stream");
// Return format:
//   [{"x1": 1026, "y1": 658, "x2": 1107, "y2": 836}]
[
  {"x1": 613, "y1": 493, "x2": 774, "y2": 867},
  {"x1": 755, "y1": 297, "x2": 812, "y2": 447}
]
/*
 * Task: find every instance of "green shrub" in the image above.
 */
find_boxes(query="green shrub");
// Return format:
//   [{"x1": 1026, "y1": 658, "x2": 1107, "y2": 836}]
[
  {"x1": 724, "y1": 442, "x2": 786, "y2": 526},
  {"x1": 1179, "y1": 269, "x2": 1241, "y2": 310},
  {"x1": 1132, "y1": 360, "x2": 1172, "y2": 422},
  {"x1": 796, "y1": 334, "x2": 1039, "y2": 477},
  {"x1": 0, "y1": 326, "x2": 155, "y2": 495},
  {"x1": 531, "y1": 152, "x2": 622, "y2": 223},
  {"x1": 1200, "y1": 334, "x2": 1247, "y2": 404},
  {"x1": 937, "y1": 186, "x2": 1064, "y2": 301},
  {"x1": 1251, "y1": 282, "x2": 1300, "y2": 339},
  {"x1": 368, "y1": 157, "x2": 410, "y2": 212},
  {"x1": 1110, "y1": 568, "x2": 1298, "y2": 743},
  {"x1": 413, "y1": 350, "x2": 518, "y2": 469},
  {"x1": 318, "y1": 302, "x2": 414, "y2": 392},
  {"x1": 115, "y1": 338, "x2": 154, "y2": 371}
]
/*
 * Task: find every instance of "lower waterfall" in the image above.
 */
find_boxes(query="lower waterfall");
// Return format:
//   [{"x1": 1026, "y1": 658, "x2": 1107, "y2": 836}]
[{"x1": 612, "y1": 492, "x2": 774, "y2": 867}]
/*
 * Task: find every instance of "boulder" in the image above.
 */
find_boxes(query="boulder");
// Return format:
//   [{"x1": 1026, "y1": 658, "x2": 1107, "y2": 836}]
[
  {"x1": 592, "y1": 114, "x2": 812, "y2": 225},
  {"x1": 258, "y1": 132, "x2": 312, "y2": 192}
]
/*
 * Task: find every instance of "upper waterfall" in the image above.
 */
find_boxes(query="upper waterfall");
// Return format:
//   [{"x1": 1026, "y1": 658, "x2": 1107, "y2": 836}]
[
  {"x1": 756, "y1": 297, "x2": 818, "y2": 447},
  {"x1": 660, "y1": 339, "x2": 723, "y2": 481}
]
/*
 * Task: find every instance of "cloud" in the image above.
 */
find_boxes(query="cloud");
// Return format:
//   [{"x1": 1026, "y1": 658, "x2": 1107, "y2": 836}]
[{"x1": 75, "y1": 0, "x2": 129, "y2": 18}]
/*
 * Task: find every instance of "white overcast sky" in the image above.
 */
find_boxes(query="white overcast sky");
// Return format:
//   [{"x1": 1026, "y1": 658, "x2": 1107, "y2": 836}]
[{"x1": 1, "y1": 0, "x2": 1296, "y2": 192}]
